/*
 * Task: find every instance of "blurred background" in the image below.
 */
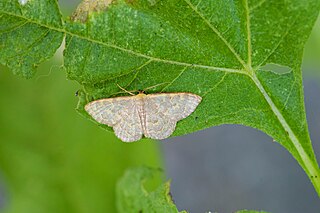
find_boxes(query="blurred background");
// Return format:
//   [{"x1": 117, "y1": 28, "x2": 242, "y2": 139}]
[{"x1": 0, "y1": 1, "x2": 319, "y2": 213}]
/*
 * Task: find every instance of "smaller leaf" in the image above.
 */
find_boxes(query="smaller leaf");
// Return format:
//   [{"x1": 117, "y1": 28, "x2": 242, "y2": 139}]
[{"x1": 116, "y1": 166, "x2": 186, "y2": 213}]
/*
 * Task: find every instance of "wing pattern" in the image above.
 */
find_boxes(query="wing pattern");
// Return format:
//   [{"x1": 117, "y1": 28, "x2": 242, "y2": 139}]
[
  {"x1": 85, "y1": 97, "x2": 143, "y2": 142},
  {"x1": 85, "y1": 93, "x2": 201, "y2": 142},
  {"x1": 144, "y1": 93, "x2": 201, "y2": 139}
]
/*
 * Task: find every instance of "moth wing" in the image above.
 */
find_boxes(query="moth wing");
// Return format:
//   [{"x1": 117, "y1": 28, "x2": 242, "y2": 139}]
[
  {"x1": 85, "y1": 97, "x2": 143, "y2": 142},
  {"x1": 143, "y1": 93, "x2": 201, "y2": 140}
]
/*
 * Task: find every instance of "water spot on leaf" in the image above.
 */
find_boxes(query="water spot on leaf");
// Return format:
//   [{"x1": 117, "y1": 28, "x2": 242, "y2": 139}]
[{"x1": 260, "y1": 63, "x2": 292, "y2": 74}]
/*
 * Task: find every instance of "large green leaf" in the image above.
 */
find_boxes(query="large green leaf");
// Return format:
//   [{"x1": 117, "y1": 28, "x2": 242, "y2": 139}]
[{"x1": 1, "y1": 0, "x2": 320, "y2": 198}]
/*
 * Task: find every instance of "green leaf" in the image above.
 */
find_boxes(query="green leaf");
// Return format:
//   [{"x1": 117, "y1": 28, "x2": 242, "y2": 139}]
[
  {"x1": 1, "y1": 0, "x2": 320, "y2": 198},
  {"x1": 116, "y1": 166, "x2": 186, "y2": 213},
  {"x1": 0, "y1": 0, "x2": 64, "y2": 78}
]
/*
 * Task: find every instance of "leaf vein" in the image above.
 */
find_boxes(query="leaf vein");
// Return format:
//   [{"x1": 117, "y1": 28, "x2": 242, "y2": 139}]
[
  {"x1": 124, "y1": 59, "x2": 154, "y2": 88},
  {"x1": 202, "y1": 72, "x2": 228, "y2": 97},
  {"x1": 249, "y1": 0, "x2": 268, "y2": 11},
  {"x1": 160, "y1": 66, "x2": 189, "y2": 92},
  {"x1": 281, "y1": 77, "x2": 297, "y2": 111},
  {"x1": 4, "y1": 29, "x2": 50, "y2": 60},
  {"x1": 0, "y1": 20, "x2": 28, "y2": 34},
  {"x1": 257, "y1": 20, "x2": 296, "y2": 68},
  {"x1": 183, "y1": 0, "x2": 247, "y2": 69},
  {"x1": 245, "y1": 0, "x2": 252, "y2": 68},
  {"x1": 88, "y1": 59, "x2": 154, "y2": 91}
]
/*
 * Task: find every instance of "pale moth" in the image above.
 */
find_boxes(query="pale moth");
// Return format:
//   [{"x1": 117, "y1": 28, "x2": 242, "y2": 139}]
[{"x1": 85, "y1": 91, "x2": 202, "y2": 142}]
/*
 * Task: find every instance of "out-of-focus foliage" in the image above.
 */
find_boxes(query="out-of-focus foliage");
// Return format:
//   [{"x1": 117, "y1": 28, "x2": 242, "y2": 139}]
[
  {"x1": 116, "y1": 166, "x2": 186, "y2": 213},
  {"x1": 0, "y1": 60, "x2": 162, "y2": 213}
]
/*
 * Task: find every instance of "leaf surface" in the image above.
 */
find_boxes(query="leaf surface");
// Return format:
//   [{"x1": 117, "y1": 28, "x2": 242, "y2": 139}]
[{"x1": 65, "y1": 0, "x2": 320, "y2": 194}]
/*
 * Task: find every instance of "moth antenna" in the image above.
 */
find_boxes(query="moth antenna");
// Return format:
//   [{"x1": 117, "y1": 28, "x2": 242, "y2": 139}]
[{"x1": 116, "y1": 84, "x2": 136, "y2": 96}]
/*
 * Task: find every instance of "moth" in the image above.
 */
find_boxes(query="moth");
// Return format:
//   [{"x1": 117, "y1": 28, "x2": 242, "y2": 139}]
[{"x1": 85, "y1": 92, "x2": 202, "y2": 142}]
